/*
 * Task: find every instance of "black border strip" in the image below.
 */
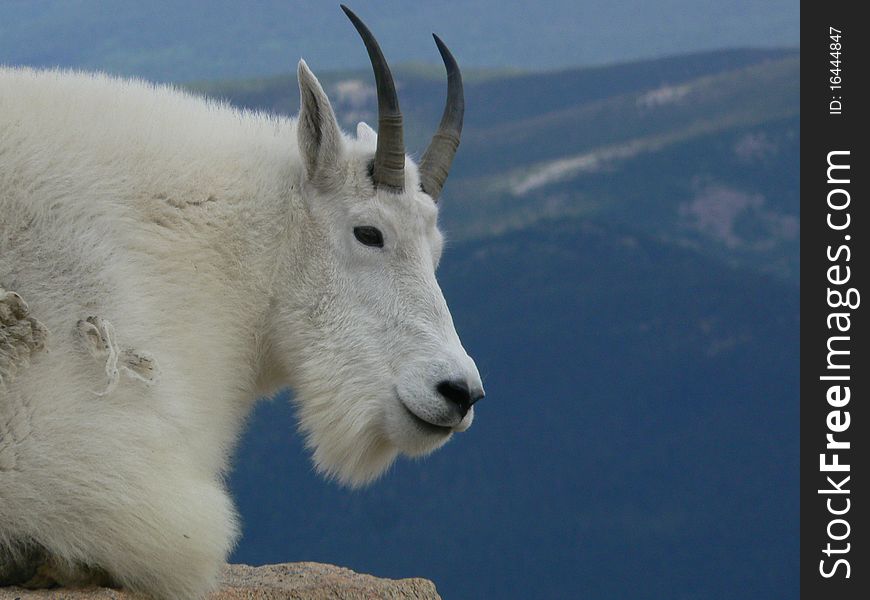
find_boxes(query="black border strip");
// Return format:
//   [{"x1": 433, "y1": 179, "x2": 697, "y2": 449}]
[{"x1": 801, "y1": 1, "x2": 866, "y2": 597}]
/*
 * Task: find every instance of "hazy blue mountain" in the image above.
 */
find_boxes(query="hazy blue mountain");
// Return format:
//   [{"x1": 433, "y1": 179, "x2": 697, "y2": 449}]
[
  {"x1": 1, "y1": 1, "x2": 798, "y2": 81},
  {"x1": 210, "y1": 48, "x2": 800, "y2": 598},
  {"x1": 231, "y1": 216, "x2": 799, "y2": 599},
  {"x1": 193, "y1": 49, "x2": 800, "y2": 282}
]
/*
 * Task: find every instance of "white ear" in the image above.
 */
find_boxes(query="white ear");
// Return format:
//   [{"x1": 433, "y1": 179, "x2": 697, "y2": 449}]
[
  {"x1": 297, "y1": 59, "x2": 342, "y2": 185},
  {"x1": 356, "y1": 121, "x2": 377, "y2": 144}
]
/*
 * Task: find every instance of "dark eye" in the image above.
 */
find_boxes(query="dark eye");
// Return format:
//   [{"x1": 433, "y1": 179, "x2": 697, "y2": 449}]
[{"x1": 353, "y1": 226, "x2": 384, "y2": 248}]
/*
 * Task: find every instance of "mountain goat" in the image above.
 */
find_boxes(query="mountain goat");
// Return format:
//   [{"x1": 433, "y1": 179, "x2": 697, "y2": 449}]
[{"x1": 0, "y1": 6, "x2": 484, "y2": 598}]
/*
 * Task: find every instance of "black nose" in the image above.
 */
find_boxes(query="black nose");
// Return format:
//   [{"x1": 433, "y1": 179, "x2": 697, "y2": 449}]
[{"x1": 436, "y1": 380, "x2": 484, "y2": 418}]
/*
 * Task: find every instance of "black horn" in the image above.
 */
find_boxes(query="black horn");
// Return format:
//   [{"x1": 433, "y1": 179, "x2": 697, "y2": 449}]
[
  {"x1": 341, "y1": 5, "x2": 405, "y2": 191},
  {"x1": 419, "y1": 34, "x2": 464, "y2": 201}
]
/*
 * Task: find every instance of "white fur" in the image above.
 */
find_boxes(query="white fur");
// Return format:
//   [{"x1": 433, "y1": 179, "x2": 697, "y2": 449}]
[{"x1": 0, "y1": 61, "x2": 482, "y2": 599}]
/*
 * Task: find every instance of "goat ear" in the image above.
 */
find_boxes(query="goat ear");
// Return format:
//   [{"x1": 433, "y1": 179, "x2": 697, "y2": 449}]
[
  {"x1": 356, "y1": 121, "x2": 377, "y2": 144},
  {"x1": 297, "y1": 60, "x2": 342, "y2": 185}
]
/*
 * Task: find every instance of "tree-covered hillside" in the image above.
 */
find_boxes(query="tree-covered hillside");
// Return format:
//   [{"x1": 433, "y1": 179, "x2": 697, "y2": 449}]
[
  {"x1": 213, "y1": 48, "x2": 800, "y2": 599},
  {"x1": 192, "y1": 48, "x2": 800, "y2": 282}
]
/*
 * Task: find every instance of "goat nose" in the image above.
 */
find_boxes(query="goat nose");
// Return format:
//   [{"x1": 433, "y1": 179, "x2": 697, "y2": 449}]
[{"x1": 436, "y1": 379, "x2": 484, "y2": 418}]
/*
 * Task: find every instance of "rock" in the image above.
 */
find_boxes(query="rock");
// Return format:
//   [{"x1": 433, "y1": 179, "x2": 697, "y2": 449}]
[{"x1": 0, "y1": 563, "x2": 442, "y2": 600}]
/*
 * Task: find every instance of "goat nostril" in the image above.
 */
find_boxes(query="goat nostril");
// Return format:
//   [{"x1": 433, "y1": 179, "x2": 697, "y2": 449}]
[{"x1": 437, "y1": 379, "x2": 482, "y2": 418}]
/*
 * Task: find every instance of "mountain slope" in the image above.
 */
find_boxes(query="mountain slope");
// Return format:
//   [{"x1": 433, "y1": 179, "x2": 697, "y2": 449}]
[
  {"x1": 198, "y1": 48, "x2": 800, "y2": 599},
  {"x1": 229, "y1": 215, "x2": 799, "y2": 599},
  {"x1": 191, "y1": 49, "x2": 798, "y2": 282}
]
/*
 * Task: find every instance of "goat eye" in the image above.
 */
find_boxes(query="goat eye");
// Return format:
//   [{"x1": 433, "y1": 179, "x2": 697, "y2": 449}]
[{"x1": 353, "y1": 226, "x2": 384, "y2": 248}]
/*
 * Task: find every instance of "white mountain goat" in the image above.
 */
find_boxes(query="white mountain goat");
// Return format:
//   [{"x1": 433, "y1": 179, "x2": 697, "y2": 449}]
[{"x1": 0, "y1": 6, "x2": 484, "y2": 598}]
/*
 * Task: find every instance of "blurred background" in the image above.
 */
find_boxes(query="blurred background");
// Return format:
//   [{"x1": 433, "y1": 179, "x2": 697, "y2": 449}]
[{"x1": 1, "y1": 1, "x2": 800, "y2": 598}]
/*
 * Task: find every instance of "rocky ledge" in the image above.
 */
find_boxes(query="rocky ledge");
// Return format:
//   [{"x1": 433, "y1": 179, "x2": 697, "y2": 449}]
[{"x1": 0, "y1": 563, "x2": 442, "y2": 600}]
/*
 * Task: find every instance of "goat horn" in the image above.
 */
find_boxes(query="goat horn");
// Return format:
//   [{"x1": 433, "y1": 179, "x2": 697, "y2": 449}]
[
  {"x1": 419, "y1": 34, "x2": 464, "y2": 201},
  {"x1": 341, "y1": 5, "x2": 405, "y2": 191}
]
